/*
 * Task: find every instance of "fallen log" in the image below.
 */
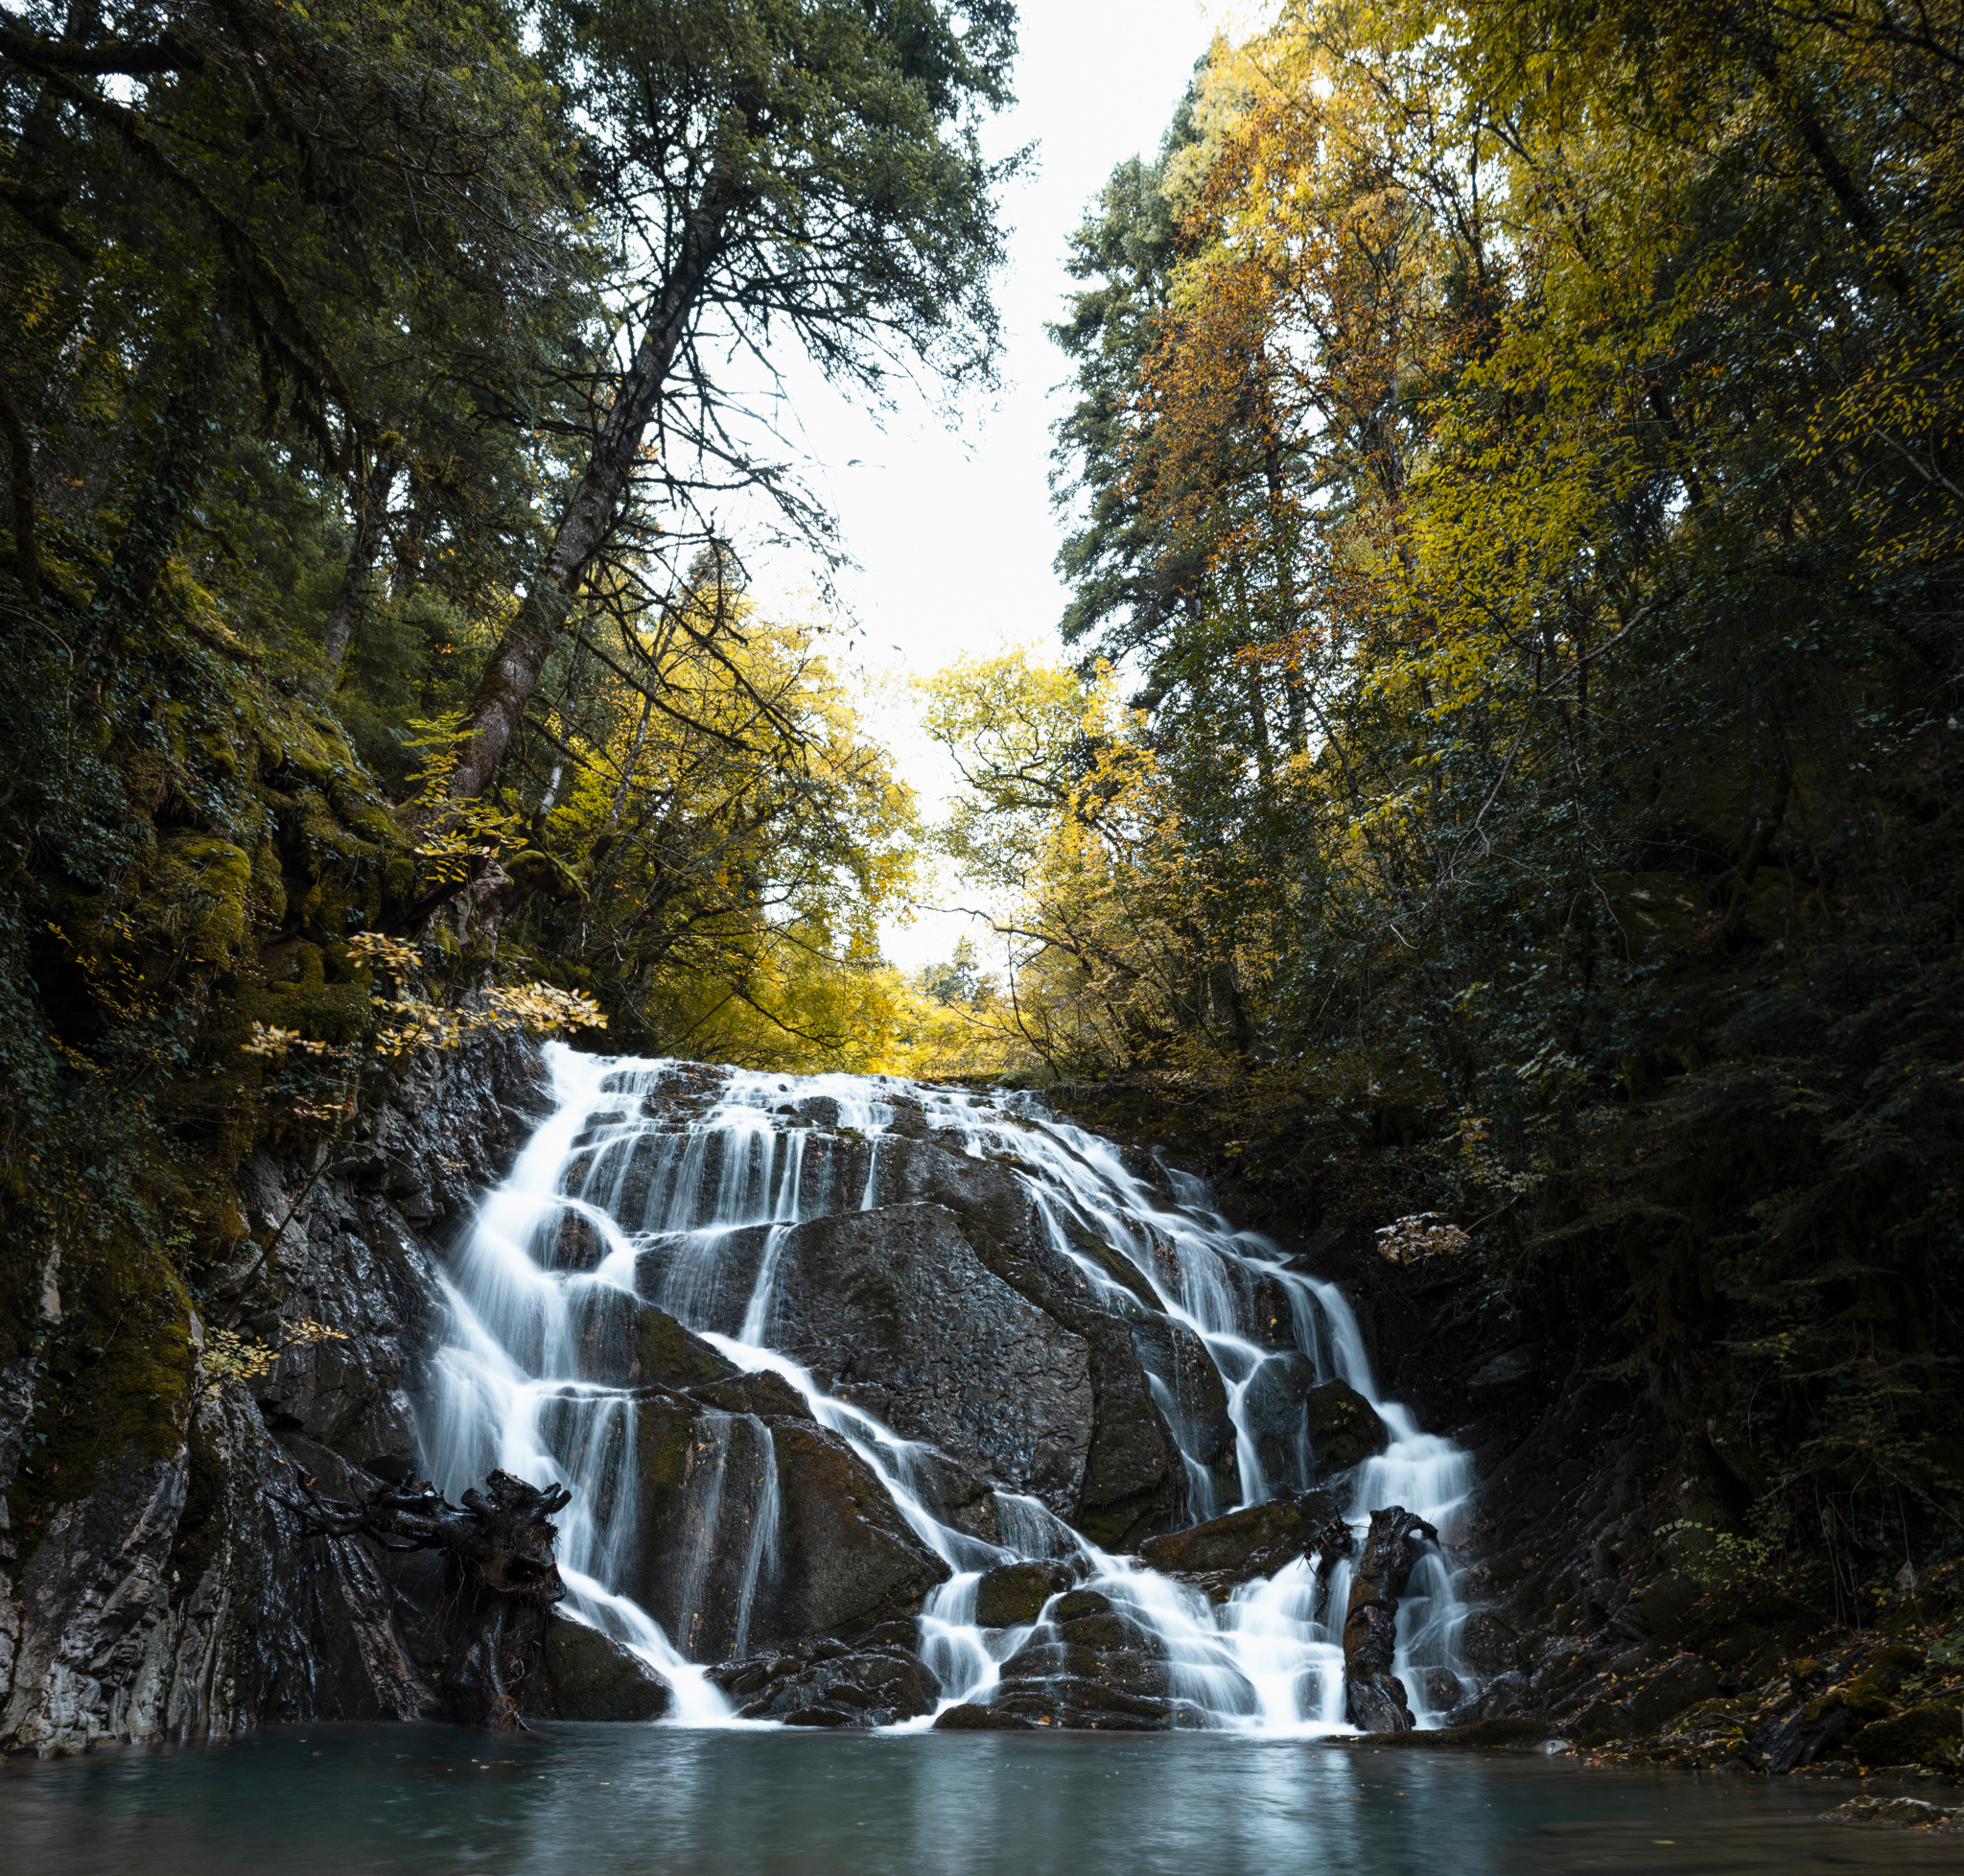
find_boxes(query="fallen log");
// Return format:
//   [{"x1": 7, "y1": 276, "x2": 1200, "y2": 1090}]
[
  {"x1": 1342, "y1": 1505, "x2": 1439, "y2": 1732},
  {"x1": 297, "y1": 1467, "x2": 572, "y2": 1727}
]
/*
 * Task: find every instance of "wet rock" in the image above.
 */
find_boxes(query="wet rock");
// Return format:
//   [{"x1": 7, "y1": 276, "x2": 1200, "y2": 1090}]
[
  {"x1": 900, "y1": 1444, "x2": 1002, "y2": 1545},
  {"x1": 992, "y1": 1670, "x2": 1179, "y2": 1731},
  {"x1": 974, "y1": 1560, "x2": 1075, "y2": 1629},
  {"x1": 1449, "y1": 1669, "x2": 1530, "y2": 1724},
  {"x1": 1137, "y1": 1492, "x2": 1336, "y2": 1596},
  {"x1": 1306, "y1": 1381, "x2": 1391, "y2": 1472},
  {"x1": 688, "y1": 1370, "x2": 811, "y2": 1421},
  {"x1": 855, "y1": 1137, "x2": 1185, "y2": 1547},
  {"x1": 1051, "y1": 1588, "x2": 1111, "y2": 1621},
  {"x1": 934, "y1": 1701, "x2": 1036, "y2": 1730},
  {"x1": 1131, "y1": 1315, "x2": 1236, "y2": 1480},
  {"x1": 1343, "y1": 1505, "x2": 1439, "y2": 1732},
  {"x1": 529, "y1": 1615, "x2": 671, "y2": 1722},
  {"x1": 1240, "y1": 1352, "x2": 1318, "y2": 1485},
  {"x1": 541, "y1": 1208, "x2": 608, "y2": 1274},
  {"x1": 1824, "y1": 1795, "x2": 1964, "y2": 1829},
  {"x1": 758, "y1": 1203, "x2": 1096, "y2": 1513},
  {"x1": 763, "y1": 1419, "x2": 951, "y2": 1644},
  {"x1": 1457, "y1": 1607, "x2": 1524, "y2": 1678},
  {"x1": 618, "y1": 1394, "x2": 947, "y2": 1658},
  {"x1": 1058, "y1": 1611, "x2": 1162, "y2": 1653},
  {"x1": 713, "y1": 1635, "x2": 938, "y2": 1727},
  {"x1": 570, "y1": 1291, "x2": 738, "y2": 1389}
]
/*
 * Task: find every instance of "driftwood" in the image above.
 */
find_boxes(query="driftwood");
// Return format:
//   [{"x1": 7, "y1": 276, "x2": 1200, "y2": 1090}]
[
  {"x1": 1342, "y1": 1505, "x2": 1439, "y2": 1732},
  {"x1": 297, "y1": 1467, "x2": 571, "y2": 1727},
  {"x1": 1309, "y1": 1513, "x2": 1356, "y2": 1621}
]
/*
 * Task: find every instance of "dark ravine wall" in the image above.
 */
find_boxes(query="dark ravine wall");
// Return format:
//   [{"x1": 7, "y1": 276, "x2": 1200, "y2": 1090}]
[
  {"x1": 0, "y1": 1028, "x2": 559, "y2": 1753},
  {"x1": 7, "y1": 1049, "x2": 1961, "y2": 1771},
  {"x1": 1179, "y1": 1203, "x2": 1964, "y2": 1778}
]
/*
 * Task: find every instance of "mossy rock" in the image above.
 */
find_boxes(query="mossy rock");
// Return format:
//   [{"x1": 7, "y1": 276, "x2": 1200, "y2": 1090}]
[
  {"x1": 149, "y1": 832, "x2": 254, "y2": 963},
  {"x1": 1852, "y1": 1701, "x2": 1963, "y2": 1767},
  {"x1": 1139, "y1": 1498, "x2": 1308, "y2": 1576},
  {"x1": 1305, "y1": 1380, "x2": 1390, "y2": 1471},
  {"x1": 535, "y1": 1616, "x2": 671, "y2": 1722},
  {"x1": 974, "y1": 1561, "x2": 1071, "y2": 1629},
  {"x1": 638, "y1": 1304, "x2": 738, "y2": 1388},
  {"x1": 232, "y1": 979, "x2": 369, "y2": 1046}
]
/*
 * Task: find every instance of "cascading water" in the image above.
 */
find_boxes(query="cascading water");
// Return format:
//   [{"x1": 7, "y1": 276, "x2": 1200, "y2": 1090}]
[{"x1": 420, "y1": 1044, "x2": 1476, "y2": 1734}]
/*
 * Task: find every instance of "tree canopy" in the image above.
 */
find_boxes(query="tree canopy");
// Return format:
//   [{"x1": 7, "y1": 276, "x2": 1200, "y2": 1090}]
[{"x1": 931, "y1": 0, "x2": 1964, "y2": 1612}]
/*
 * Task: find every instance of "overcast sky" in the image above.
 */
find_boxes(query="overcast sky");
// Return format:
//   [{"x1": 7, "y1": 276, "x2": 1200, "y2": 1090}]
[{"x1": 746, "y1": 1, "x2": 1234, "y2": 969}]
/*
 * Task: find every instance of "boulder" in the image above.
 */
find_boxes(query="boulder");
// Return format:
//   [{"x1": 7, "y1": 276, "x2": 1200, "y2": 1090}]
[
  {"x1": 974, "y1": 1560, "x2": 1074, "y2": 1629},
  {"x1": 530, "y1": 1615, "x2": 671, "y2": 1722},
  {"x1": 934, "y1": 1701, "x2": 1036, "y2": 1731},
  {"x1": 756, "y1": 1203, "x2": 1096, "y2": 1513},
  {"x1": 990, "y1": 1637, "x2": 1184, "y2": 1731},
  {"x1": 713, "y1": 1635, "x2": 939, "y2": 1728},
  {"x1": 1240, "y1": 1352, "x2": 1318, "y2": 1487},
  {"x1": 610, "y1": 1389, "x2": 947, "y2": 1659},
  {"x1": 1306, "y1": 1380, "x2": 1391, "y2": 1472},
  {"x1": 689, "y1": 1369, "x2": 811, "y2": 1420},
  {"x1": 763, "y1": 1419, "x2": 952, "y2": 1643},
  {"x1": 537, "y1": 1207, "x2": 608, "y2": 1274},
  {"x1": 1137, "y1": 1492, "x2": 1337, "y2": 1595},
  {"x1": 1853, "y1": 1701, "x2": 1964, "y2": 1768}
]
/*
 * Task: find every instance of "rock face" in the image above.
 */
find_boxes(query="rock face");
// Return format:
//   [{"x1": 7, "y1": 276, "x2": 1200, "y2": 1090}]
[
  {"x1": 0, "y1": 1026, "x2": 552, "y2": 1756},
  {"x1": 758, "y1": 1204, "x2": 1095, "y2": 1514}
]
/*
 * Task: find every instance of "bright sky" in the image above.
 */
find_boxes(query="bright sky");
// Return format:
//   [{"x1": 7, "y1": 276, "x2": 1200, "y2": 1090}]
[{"x1": 748, "y1": 1, "x2": 1234, "y2": 970}]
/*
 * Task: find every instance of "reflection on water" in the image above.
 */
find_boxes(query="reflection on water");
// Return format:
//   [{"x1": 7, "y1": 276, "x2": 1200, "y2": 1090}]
[{"x1": 2, "y1": 1727, "x2": 1952, "y2": 1876}]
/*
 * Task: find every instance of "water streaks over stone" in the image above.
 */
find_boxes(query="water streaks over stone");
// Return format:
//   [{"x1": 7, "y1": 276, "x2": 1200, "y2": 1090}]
[{"x1": 421, "y1": 1045, "x2": 1476, "y2": 1732}]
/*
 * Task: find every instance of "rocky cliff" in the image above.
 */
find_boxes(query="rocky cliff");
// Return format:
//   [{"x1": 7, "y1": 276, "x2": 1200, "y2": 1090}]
[{"x1": 0, "y1": 1028, "x2": 554, "y2": 1753}]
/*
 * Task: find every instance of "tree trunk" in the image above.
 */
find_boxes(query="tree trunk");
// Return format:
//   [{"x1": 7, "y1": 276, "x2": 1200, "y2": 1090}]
[
  {"x1": 449, "y1": 176, "x2": 736, "y2": 801},
  {"x1": 0, "y1": 384, "x2": 41, "y2": 606},
  {"x1": 297, "y1": 1466, "x2": 572, "y2": 1729},
  {"x1": 320, "y1": 448, "x2": 394, "y2": 676},
  {"x1": 1342, "y1": 1505, "x2": 1438, "y2": 1732}
]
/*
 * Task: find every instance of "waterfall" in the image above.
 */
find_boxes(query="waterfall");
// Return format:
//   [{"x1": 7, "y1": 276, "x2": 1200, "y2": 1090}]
[{"x1": 420, "y1": 1045, "x2": 1475, "y2": 1734}]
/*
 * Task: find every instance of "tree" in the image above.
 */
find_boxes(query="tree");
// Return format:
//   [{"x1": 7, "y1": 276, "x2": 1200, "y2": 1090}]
[{"x1": 447, "y1": 0, "x2": 1021, "y2": 800}]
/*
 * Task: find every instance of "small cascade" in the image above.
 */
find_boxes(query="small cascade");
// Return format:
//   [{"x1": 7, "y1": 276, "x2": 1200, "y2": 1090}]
[{"x1": 420, "y1": 1045, "x2": 1476, "y2": 1734}]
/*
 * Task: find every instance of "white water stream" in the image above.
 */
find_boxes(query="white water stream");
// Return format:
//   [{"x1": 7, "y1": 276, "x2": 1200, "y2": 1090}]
[{"x1": 421, "y1": 1046, "x2": 1475, "y2": 1734}]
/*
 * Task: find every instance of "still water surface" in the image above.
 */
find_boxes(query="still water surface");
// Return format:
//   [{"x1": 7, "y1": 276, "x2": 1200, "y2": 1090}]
[{"x1": 4, "y1": 1725, "x2": 1958, "y2": 1876}]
